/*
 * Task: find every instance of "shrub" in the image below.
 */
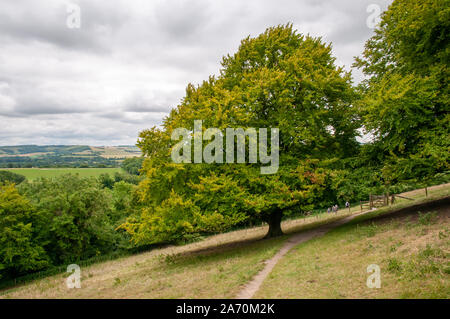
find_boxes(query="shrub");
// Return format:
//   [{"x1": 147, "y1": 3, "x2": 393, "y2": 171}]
[
  {"x1": 0, "y1": 170, "x2": 26, "y2": 185},
  {"x1": 0, "y1": 184, "x2": 48, "y2": 279}
]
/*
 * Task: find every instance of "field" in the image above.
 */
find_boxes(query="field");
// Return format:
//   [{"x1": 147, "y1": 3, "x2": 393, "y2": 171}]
[
  {"x1": 1, "y1": 183, "x2": 448, "y2": 299},
  {"x1": 0, "y1": 145, "x2": 141, "y2": 158},
  {"x1": 1, "y1": 168, "x2": 122, "y2": 180}
]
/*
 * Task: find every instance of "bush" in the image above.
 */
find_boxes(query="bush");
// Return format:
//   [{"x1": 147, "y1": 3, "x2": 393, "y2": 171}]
[
  {"x1": 0, "y1": 184, "x2": 48, "y2": 279},
  {"x1": 99, "y1": 172, "x2": 141, "y2": 189},
  {"x1": 18, "y1": 175, "x2": 133, "y2": 265},
  {"x1": 0, "y1": 170, "x2": 26, "y2": 185},
  {"x1": 121, "y1": 157, "x2": 144, "y2": 176}
]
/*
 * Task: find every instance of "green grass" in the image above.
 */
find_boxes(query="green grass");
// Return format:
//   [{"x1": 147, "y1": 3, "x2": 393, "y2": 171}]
[
  {"x1": 254, "y1": 198, "x2": 450, "y2": 298},
  {"x1": 1, "y1": 168, "x2": 122, "y2": 180}
]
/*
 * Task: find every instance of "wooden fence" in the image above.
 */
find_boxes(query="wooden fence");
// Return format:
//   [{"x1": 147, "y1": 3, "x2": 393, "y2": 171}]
[{"x1": 360, "y1": 192, "x2": 415, "y2": 211}]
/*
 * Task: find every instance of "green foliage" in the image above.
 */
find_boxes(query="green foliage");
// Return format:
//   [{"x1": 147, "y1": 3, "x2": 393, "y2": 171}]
[
  {"x1": 99, "y1": 172, "x2": 141, "y2": 189},
  {"x1": 18, "y1": 175, "x2": 135, "y2": 266},
  {"x1": 0, "y1": 184, "x2": 48, "y2": 279},
  {"x1": 331, "y1": 165, "x2": 384, "y2": 203},
  {"x1": 0, "y1": 171, "x2": 139, "y2": 283},
  {"x1": 122, "y1": 24, "x2": 360, "y2": 245},
  {"x1": 354, "y1": 0, "x2": 450, "y2": 184},
  {"x1": 98, "y1": 173, "x2": 115, "y2": 189},
  {"x1": 0, "y1": 170, "x2": 26, "y2": 185},
  {"x1": 111, "y1": 181, "x2": 137, "y2": 221},
  {"x1": 121, "y1": 157, "x2": 144, "y2": 175}
]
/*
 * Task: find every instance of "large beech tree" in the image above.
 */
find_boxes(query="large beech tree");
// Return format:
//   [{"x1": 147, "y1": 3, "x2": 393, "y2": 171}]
[{"x1": 120, "y1": 25, "x2": 359, "y2": 244}]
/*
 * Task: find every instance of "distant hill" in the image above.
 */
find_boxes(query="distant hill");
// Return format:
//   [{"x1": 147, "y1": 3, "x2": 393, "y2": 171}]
[{"x1": 0, "y1": 145, "x2": 141, "y2": 168}]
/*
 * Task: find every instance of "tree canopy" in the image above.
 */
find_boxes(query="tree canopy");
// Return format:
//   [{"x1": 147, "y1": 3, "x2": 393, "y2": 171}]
[
  {"x1": 121, "y1": 157, "x2": 144, "y2": 176},
  {"x1": 120, "y1": 24, "x2": 360, "y2": 244},
  {"x1": 354, "y1": 0, "x2": 449, "y2": 185},
  {"x1": 0, "y1": 184, "x2": 48, "y2": 278}
]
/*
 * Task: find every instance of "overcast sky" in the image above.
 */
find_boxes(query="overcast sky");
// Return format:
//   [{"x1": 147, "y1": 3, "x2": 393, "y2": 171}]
[{"x1": 0, "y1": 0, "x2": 392, "y2": 146}]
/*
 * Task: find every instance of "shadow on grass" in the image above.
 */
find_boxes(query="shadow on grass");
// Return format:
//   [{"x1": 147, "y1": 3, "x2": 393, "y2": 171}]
[{"x1": 158, "y1": 214, "x2": 356, "y2": 266}]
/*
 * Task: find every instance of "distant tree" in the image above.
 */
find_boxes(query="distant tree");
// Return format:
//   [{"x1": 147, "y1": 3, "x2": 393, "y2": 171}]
[
  {"x1": 99, "y1": 173, "x2": 115, "y2": 189},
  {"x1": 121, "y1": 157, "x2": 144, "y2": 175},
  {"x1": 111, "y1": 181, "x2": 136, "y2": 218}
]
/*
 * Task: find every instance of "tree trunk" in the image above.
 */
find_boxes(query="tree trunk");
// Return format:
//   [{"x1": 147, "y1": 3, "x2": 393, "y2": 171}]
[{"x1": 264, "y1": 210, "x2": 284, "y2": 239}]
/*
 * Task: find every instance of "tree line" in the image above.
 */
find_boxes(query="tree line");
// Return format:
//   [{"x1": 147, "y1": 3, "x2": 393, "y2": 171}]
[{"x1": 0, "y1": 171, "x2": 143, "y2": 281}]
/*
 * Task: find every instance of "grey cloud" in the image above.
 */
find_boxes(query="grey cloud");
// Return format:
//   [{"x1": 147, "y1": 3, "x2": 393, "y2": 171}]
[
  {"x1": 122, "y1": 93, "x2": 173, "y2": 113},
  {"x1": 154, "y1": 0, "x2": 212, "y2": 42},
  {"x1": 0, "y1": 0, "x2": 128, "y2": 52},
  {"x1": 0, "y1": 0, "x2": 393, "y2": 145}
]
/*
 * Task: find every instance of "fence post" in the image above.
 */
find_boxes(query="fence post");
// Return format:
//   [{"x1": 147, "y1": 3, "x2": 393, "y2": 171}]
[
  {"x1": 360, "y1": 201, "x2": 362, "y2": 212},
  {"x1": 425, "y1": 187, "x2": 428, "y2": 197},
  {"x1": 369, "y1": 194, "x2": 373, "y2": 209}
]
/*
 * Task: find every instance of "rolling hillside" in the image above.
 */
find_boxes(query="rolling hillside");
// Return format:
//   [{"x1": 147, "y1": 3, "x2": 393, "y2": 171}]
[{"x1": 0, "y1": 145, "x2": 141, "y2": 168}]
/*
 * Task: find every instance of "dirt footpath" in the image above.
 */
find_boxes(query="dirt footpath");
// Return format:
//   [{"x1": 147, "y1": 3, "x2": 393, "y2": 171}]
[{"x1": 235, "y1": 211, "x2": 367, "y2": 299}]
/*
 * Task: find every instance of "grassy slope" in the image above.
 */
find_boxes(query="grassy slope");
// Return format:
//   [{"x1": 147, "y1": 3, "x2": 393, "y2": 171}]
[
  {"x1": 0, "y1": 212, "x2": 355, "y2": 298},
  {"x1": 1, "y1": 184, "x2": 448, "y2": 298},
  {"x1": 255, "y1": 193, "x2": 450, "y2": 298},
  {"x1": 1, "y1": 168, "x2": 122, "y2": 180}
]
